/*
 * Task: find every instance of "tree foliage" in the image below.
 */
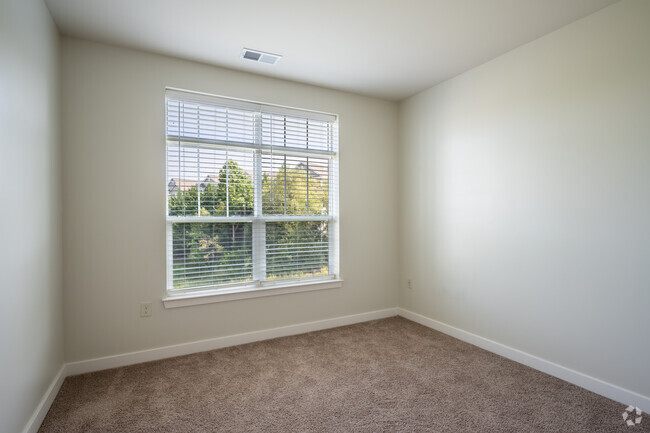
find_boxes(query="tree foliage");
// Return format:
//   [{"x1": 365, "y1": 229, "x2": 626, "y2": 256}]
[{"x1": 262, "y1": 164, "x2": 328, "y2": 215}]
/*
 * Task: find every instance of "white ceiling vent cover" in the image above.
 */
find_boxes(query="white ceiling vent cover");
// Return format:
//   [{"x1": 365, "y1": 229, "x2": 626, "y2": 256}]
[{"x1": 241, "y1": 48, "x2": 282, "y2": 65}]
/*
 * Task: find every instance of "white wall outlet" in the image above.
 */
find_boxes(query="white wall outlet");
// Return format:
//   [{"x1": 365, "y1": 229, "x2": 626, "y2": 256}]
[
  {"x1": 407, "y1": 278, "x2": 413, "y2": 290},
  {"x1": 140, "y1": 302, "x2": 152, "y2": 317}
]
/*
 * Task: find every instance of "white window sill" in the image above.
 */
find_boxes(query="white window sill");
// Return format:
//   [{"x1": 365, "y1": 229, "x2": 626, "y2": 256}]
[{"x1": 162, "y1": 279, "x2": 344, "y2": 309}]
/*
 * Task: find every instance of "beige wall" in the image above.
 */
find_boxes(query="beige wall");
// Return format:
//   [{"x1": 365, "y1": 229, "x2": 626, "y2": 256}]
[
  {"x1": 399, "y1": 0, "x2": 650, "y2": 397},
  {"x1": 61, "y1": 38, "x2": 399, "y2": 362},
  {"x1": 0, "y1": 0, "x2": 63, "y2": 431}
]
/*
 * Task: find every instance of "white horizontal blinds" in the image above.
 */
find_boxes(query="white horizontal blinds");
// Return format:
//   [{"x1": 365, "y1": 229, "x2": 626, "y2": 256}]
[
  {"x1": 261, "y1": 113, "x2": 333, "y2": 152},
  {"x1": 167, "y1": 146, "x2": 255, "y2": 217},
  {"x1": 166, "y1": 98, "x2": 256, "y2": 145},
  {"x1": 166, "y1": 97, "x2": 257, "y2": 217},
  {"x1": 170, "y1": 222, "x2": 253, "y2": 289},
  {"x1": 266, "y1": 221, "x2": 329, "y2": 280},
  {"x1": 261, "y1": 154, "x2": 329, "y2": 215},
  {"x1": 166, "y1": 89, "x2": 338, "y2": 292},
  {"x1": 260, "y1": 110, "x2": 333, "y2": 282},
  {"x1": 167, "y1": 97, "x2": 257, "y2": 290}
]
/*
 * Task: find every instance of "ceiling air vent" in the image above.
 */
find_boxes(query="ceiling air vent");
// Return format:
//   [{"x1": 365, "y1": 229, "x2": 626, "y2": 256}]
[{"x1": 241, "y1": 48, "x2": 282, "y2": 65}]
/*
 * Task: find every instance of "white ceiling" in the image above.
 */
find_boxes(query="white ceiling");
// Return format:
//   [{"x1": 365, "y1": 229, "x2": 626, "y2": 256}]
[{"x1": 44, "y1": 0, "x2": 619, "y2": 101}]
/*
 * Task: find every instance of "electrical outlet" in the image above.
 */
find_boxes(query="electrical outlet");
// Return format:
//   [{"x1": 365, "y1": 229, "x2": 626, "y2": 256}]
[
  {"x1": 140, "y1": 302, "x2": 152, "y2": 318},
  {"x1": 407, "y1": 278, "x2": 413, "y2": 290}
]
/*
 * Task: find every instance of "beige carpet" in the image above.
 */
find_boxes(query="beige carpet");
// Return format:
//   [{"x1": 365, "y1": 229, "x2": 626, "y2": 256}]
[{"x1": 39, "y1": 317, "x2": 647, "y2": 432}]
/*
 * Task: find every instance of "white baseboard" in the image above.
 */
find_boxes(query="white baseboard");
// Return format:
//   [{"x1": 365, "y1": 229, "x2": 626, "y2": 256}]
[
  {"x1": 65, "y1": 308, "x2": 399, "y2": 376},
  {"x1": 22, "y1": 365, "x2": 66, "y2": 433},
  {"x1": 397, "y1": 308, "x2": 650, "y2": 413}
]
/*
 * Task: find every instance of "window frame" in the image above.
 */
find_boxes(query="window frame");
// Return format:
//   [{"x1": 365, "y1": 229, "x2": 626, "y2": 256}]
[{"x1": 163, "y1": 88, "x2": 341, "y2": 308}]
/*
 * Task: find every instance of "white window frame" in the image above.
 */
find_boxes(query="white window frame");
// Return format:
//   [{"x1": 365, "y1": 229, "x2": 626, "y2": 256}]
[{"x1": 163, "y1": 88, "x2": 341, "y2": 308}]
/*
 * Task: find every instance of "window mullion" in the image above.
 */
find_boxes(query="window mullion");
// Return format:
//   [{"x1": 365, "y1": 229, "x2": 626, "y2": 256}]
[{"x1": 253, "y1": 112, "x2": 266, "y2": 282}]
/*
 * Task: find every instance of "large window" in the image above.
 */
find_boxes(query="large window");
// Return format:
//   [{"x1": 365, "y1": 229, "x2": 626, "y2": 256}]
[{"x1": 165, "y1": 89, "x2": 339, "y2": 298}]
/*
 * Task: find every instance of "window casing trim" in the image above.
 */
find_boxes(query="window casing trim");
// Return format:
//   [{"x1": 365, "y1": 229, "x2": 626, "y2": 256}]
[{"x1": 162, "y1": 277, "x2": 344, "y2": 308}]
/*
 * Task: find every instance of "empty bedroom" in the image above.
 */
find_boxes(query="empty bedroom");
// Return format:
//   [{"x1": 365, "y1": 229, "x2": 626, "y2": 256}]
[{"x1": 1, "y1": 0, "x2": 649, "y2": 431}]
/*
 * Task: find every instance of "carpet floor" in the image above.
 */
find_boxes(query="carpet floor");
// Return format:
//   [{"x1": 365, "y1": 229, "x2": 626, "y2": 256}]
[{"x1": 39, "y1": 317, "x2": 647, "y2": 432}]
